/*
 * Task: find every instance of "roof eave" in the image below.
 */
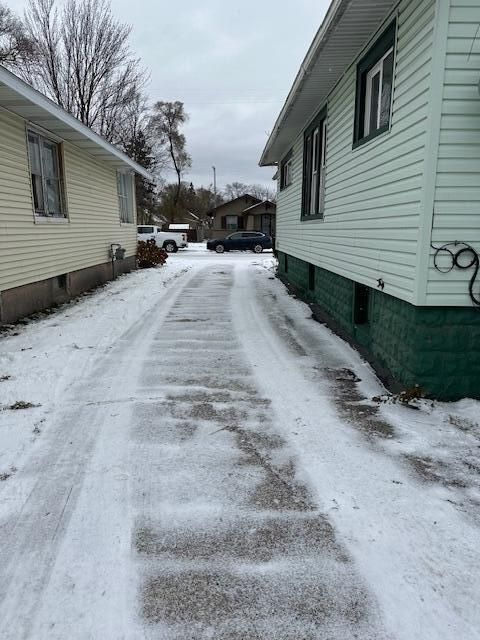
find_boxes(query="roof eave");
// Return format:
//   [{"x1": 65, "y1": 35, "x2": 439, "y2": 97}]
[
  {"x1": 0, "y1": 65, "x2": 155, "y2": 181},
  {"x1": 259, "y1": 0, "x2": 398, "y2": 166}
]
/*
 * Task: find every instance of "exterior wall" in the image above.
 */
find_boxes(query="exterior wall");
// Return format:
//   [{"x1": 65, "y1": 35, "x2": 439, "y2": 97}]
[
  {"x1": 278, "y1": 251, "x2": 480, "y2": 400},
  {"x1": 276, "y1": 0, "x2": 436, "y2": 305},
  {"x1": 244, "y1": 203, "x2": 277, "y2": 235},
  {"x1": 0, "y1": 108, "x2": 137, "y2": 296},
  {"x1": 0, "y1": 256, "x2": 135, "y2": 324},
  {"x1": 426, "y1": 0, "x2": 480, "y2": 305}
]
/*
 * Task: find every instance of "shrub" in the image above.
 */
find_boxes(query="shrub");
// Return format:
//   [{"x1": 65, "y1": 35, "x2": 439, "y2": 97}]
[{"x1": 137, "y1": 239, "x2": 168, "y2": 268}]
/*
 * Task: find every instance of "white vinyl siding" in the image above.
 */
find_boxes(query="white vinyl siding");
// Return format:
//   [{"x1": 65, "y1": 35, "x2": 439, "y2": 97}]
[
  {"x1": 276, "y1": 0, "x2": 435, "y2": 304},
  {"x1": 0, "y1": 108, "x2": 137, "y2": 293},
  {"x1": 426, "y1": 0, "x2": 480, "y2": 306}
]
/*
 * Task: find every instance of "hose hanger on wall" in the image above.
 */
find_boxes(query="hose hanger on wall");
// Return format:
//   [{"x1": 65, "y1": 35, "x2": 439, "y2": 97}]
[{"x1": 431, "y1": 241, "x2": 480, "y2": 307}]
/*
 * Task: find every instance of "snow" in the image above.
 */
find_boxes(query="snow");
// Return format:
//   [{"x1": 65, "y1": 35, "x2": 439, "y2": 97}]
[{"x1": 0, "y1": 244, "x2": 479, "y2": 639}]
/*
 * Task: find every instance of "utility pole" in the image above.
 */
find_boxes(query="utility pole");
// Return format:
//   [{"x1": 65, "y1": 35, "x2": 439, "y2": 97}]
[
  {"x1": 212, "y1": 165, "x2": 217, "y2": 205},
  {"x1": 209, "y1": 166, "x2": 217, "y2": 240}
]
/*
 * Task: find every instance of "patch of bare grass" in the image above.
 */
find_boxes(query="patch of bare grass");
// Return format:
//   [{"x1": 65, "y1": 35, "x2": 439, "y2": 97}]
[
  {"x1": 3, "y1": 401, "x2": 41, "y2": 411},
  {"x1": 0, "y1": 466, "x2": 17, "y2": 481}
]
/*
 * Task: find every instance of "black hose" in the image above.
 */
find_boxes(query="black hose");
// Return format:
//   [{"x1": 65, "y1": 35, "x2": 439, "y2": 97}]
[{"x1": 431, "y1": 241, "x2": 480, "y2": 307}]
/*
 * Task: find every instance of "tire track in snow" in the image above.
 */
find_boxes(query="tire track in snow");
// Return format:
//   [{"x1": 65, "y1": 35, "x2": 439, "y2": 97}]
[
  {"x1": 0, "y1": 271, "x2": 192, "y2": 640},
  {"x1": 130, "y1": 264, "x2": 386, "y2": 639}
]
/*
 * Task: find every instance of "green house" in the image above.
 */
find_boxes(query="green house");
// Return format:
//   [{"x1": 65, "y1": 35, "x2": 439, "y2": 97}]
[{"x1": 260, "y1": 0, "x2": 480, "y2": 400}]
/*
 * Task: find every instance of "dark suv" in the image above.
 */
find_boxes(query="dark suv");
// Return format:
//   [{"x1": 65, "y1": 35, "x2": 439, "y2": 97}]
[{"x1": 207, "y1": 232, "x2": 272, "y2": 253}]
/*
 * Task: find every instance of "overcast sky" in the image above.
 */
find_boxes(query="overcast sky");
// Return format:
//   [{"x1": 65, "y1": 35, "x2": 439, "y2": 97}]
[{"x1": 8, "y1": 0, "x2": 330, "y2": 191}]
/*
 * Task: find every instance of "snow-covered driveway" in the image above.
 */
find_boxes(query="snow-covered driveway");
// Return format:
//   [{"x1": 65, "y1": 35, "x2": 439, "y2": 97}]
[{"x1": 0, "y1": 246, "x2": 479, "y2": 640}]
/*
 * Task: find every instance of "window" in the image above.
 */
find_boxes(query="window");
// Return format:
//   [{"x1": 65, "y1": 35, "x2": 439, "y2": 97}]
[
  {"x1": 117, "y1": 172, "x2": 134, "y2": 223},
  {"x1": 138, "y1": 226, "x2": 154, "y2": 234},
  {"x1": 354, "y1": 21, "x2": 396, "y2": 146},
  {"x1": 27, "y1": 130, "x2": 66, "y2": 218},
  {"x1": 354, "y1": 283, "x2": 370, "y2": 325},
  {"x1": 280, "y1": 150, "x2": 293, "y2": 190},
  {"x1": 308, "y1": 263, "x2": 315, "y2": 292},
  {"x1": 222, "y1": 215, "x2": 244, "y2": 230},
  {"x1": 302, "y1": 111, "x2": 327, "y2": 219},
  {"x1": 226, "y1": 215, "x2": 238, "y2": 230}
]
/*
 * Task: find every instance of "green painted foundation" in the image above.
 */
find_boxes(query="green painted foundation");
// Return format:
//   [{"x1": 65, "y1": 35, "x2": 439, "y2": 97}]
[{"x1": 278, "y1": 251, "x2": 480, "y2": 401}]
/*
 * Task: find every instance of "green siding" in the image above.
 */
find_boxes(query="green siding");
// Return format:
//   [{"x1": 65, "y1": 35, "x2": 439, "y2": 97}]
[
  {"x1": 276, "y1": 0, "x2": 436, "y2": 305},
  {"x1": 427, "y1": 0, "x2": 480, "y2": 306},
  {"x1": 278, "y1": 251, "x2": 480, "y2": 400}
]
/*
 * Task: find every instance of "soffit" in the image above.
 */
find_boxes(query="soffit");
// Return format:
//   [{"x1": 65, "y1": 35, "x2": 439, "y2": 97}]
[
  {"x1": 260, "y1": 0, "x2": 398, "y2": 165},
  {"x1": 0, "y1": 67, "x2": 154, "y2": 181}
]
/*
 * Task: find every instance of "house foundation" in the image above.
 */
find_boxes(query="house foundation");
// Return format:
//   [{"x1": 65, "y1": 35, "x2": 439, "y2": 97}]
[
  {"x1": 278, "y1": 251, "x2": 480, "y2": 401},
  {"x1": 0, "y1": 256, "x2": 136, "y2": 324}
]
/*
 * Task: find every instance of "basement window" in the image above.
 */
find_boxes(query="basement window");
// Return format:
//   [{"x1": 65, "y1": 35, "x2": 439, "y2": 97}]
[
  {"x1": 354, "y1": 283, "x2": 370, "y2": 325},
  {"x1": 27, "y1": 130, "x2": 67, "y2": 219},
  {"x1": 308, "y1": 263, "x2": 315, "y2": 291},
  {"x1": 354, "y1": 21, "x2": 396, "y2": 147}
]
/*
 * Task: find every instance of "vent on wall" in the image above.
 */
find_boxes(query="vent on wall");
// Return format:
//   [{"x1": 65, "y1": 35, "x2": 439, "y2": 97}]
[
  {"x1": 56, "y1": 274, "x2": 68, "y2": 290},
  {"x1": 354, "y1": 283, "x2": 370, "y2": 325},
  {"x1": 309, "y1": 263, "x2": 315, "y2": 291}
]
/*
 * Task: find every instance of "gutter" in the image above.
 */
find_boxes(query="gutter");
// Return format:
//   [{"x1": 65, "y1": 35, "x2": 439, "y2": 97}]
[
  {"x1": 0, "y1": 65, "x2": 154, "y2": 182},
  {"x1": 259, "y1": 0, "x2": 349, "y2": 166}
]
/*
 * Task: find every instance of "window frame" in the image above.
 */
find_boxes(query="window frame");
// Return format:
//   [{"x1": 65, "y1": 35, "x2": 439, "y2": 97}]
[
  {"x1": 117, "y1": 171, "x2": 135, "y2": 224},
  {"x1": 280, "y1": 149, "x2": 293, "y2": 190},
  {"x1": 225, "y1": 215, "x2": 239, "y2": 230},
  {"x1": 353, "y1": 20, "x2": 396, "y2": 148},
  {"x1": 26, "y1": 127, "x2": 68, "y2": 221},
  {"x1": 301, "y1": 108, "x2": 327, "y2": 221}
]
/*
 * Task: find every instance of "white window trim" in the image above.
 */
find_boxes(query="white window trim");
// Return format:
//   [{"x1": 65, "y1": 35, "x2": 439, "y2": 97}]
[
  {"x1": 117, "y1": 171, "x2": 134, "y2": 224},
  {"x1": 309, "y1": 127, "x2": 319, "y2": 215},
  {"x1": 319, "y1": 119, "x2": 327, "y2": 213},
  {"x1": 282, "y1": 157, "x2": 292, "y2": 188},
  {"x1": 26, "y1": 127, "x2": 68, "y2": 221},
  {"x1": 364, "y1": 46, "x2": 393, "y2": 136}
]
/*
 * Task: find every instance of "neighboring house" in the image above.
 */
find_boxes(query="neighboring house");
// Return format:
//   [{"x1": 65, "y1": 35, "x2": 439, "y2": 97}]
[
  {"x1": 208, "y1": 194, "x2": 276, "y2": 239},
  {"x1": 260, "y1": 0, "x2": 480, "y2": 400},
  {"x1": 243, "y1": 200, "x2": 276, "y2": 239},
  {"x1": 0, "y1": 66, "x2": 153, "y2": 324}
]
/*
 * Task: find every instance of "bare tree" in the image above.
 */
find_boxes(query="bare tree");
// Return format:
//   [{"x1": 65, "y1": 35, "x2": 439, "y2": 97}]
[
  {"x1": 223, "y1": 182, "x2": 249, "y2": 200},
  {"x1": 116, "y1": 92, "x2": 160, "y2": 224},
  {"x1": 149, "y1": 101, "x2": 191, "y2": 222},
  {"x1": 224, "y1": 181, "x2": 275, "y2": 202},
  {"x1": 23, "y1": 0, "x2": 146, "y2": 141},
  {"x1": 0, "y1": 3, "x2": 35, "y2": 68}
]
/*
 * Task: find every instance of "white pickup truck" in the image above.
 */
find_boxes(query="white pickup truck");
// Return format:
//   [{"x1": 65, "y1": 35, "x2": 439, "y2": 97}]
[{"x1": 137, "y1": 225, "x2": 188, "y2": 253}]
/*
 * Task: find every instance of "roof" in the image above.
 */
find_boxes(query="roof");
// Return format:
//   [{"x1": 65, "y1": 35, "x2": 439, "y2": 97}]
[
  {"x1": 209, "y1": 194, "x2": 261, "y2": 214},
  {"x1": 259, "y1": 0, "x2": 398, "y2": 166},
  {"x1": 169, "y1": 224, "x2": 190, "y2": 230},
  {"x1": 243, "y1": 200, "x2": 276, "y2": 213},
  {"x1": 0, "y1": 65, "x2": 154, "y2": 181}
]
